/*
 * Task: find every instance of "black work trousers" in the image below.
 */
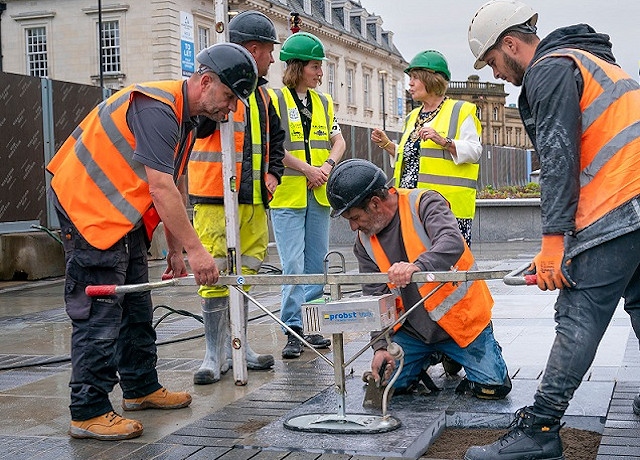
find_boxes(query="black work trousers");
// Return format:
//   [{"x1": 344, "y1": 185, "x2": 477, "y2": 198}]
[
  {"x1": 57, "y1": 210, "x2": 161, "y2": 421},
  {"x1": 533, "y1": 228, "x2": 640, "y2": 419}
]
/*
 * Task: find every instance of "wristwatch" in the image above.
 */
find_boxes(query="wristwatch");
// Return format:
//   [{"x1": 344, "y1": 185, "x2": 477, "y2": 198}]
[
  {"x1": 325, "y1": 158, "x2": 336, "y2": 168},
  {"x1": 444, "y1": 137, "x2": 453, "y2": 148}
]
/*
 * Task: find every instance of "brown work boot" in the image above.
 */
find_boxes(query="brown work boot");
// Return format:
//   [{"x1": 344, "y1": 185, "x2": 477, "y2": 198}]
[
  {"x1": 122, "y1": 387, "x2": 192, "y2": 411},
  {"x1": 69, "y1": 411, "x2": 143, "y2": 440}
]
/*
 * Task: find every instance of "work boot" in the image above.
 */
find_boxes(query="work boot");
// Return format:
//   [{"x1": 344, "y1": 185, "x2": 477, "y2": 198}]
[
  {"x1": 69, "y1": 411, "x2": 143, "y2": 440},
  {"x1": 282, "y1": 327, "x2": 304, "y2": 359},
  {"x1": 303, "y1": 333, "x2": 331, "y2": 349},
  {"x1": 194, "y1": 297, "x2": 229, "y2": 385},
  {"x1": 456, "y1": 373, "x2": 512, "y2": 400},
  {"x1": 122, "y1": 387, "x2": 192, "y2": 411},
  {"x1": 225, "y1": 298, "x2": 274, "y2": 370},
  {"x1": 464, "y1": 406, "x2": 564, "y2": 460},
  {"x1": 633, "y1": 393, "x2": 640, "y2": 415}
]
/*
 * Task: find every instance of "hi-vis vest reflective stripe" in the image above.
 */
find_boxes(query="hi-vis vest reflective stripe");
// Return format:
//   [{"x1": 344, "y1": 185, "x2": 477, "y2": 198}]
[
  {"x1": 533, "y1": 49, "x2": 640, "y2": 232},
  {"x1": 395, "y1": 99, "x2": 481, "y2": 219},
  {"x1": 47, "y1": 81, "x2": 191, "y2": 250},
  {"x1": 359, "y1": 188, "x2": 493, "y2": 347},
  {"x1": 267, "y1": 87, "x2": 333, "y2": 208},
  {"x1": 188, "y1": 88, "x2": 271, "y2": 203}
]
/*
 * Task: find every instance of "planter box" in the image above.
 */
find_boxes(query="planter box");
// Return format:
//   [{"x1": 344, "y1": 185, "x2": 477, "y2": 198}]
[
  {"x1": 325, "y1": 198, "x2": 542, "y2": 246},
  {"x1": 472, "y1": 198, "x2": 541, "y2": 243}
]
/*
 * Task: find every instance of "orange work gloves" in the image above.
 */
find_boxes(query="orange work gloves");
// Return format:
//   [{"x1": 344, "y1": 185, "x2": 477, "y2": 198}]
[{"x1": 530, "y1": 234, "x2": 573, "y2": 291}]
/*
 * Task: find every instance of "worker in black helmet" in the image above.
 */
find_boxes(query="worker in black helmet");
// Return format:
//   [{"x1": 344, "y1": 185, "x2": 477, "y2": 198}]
[
  {"x1": 47, "y1": 42, "x2": 257, "y2": 441},
  {"x1": 326, "y1": 159, "x2": 511, "y2": 403},
  {"x1": 188, "y1": 11, "x2": 286, "y2": 384}
]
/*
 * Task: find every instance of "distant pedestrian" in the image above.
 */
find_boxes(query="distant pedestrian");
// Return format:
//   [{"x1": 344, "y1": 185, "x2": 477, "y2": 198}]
[{"x1": 466, "y1": 1, "x2": 640, "y2": 458}]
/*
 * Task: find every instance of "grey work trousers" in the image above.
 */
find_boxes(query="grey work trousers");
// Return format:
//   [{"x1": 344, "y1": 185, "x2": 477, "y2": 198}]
[{"x1": 533, "y1": 228, "x2": 640, "y2": 419}]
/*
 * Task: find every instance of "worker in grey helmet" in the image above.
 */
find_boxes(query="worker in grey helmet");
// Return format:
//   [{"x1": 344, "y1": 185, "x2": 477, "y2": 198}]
[
  {"x1": 326, "y1": 159, "x2": 511, "y2": 402},
  {"x1": 466, "y1": 1, "x2": 640, "y2": 459},
  {"x1": 188, "y1": 11, "x2": 285, "y2": 384},
  {"x1": 47, "y1": 42, "x2": 257, "y2": 440}
]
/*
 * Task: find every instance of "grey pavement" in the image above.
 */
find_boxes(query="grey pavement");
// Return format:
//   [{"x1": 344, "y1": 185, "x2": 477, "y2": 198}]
[{"x1": 0, "y1": 241, "x2": 638, "y2": 459}]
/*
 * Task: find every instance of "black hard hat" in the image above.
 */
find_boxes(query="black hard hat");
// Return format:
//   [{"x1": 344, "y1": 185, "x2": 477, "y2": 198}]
[
  {"x1": 196, "y1": 42, "x2": 258, "y2": 106},
  {"x1": 327, "y1": 159, "x2": 389, "y2": 217},
  {"x1": 229, "y1": 10, "x2": 280, "y2": 44}
]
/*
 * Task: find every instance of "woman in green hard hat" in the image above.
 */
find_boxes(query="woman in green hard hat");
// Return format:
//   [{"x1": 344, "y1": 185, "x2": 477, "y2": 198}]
[
  {"x1": 267, "y1": 32, "x2": 346, "y2": 360},
  {"x1": 371, "y1": 50, "x2": 482, "y2": 247}
]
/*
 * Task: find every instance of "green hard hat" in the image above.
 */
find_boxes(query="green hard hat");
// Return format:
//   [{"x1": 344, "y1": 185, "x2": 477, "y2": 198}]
[
  {"x1": 279, "y1": 32, "x2": 327, "y2": 62},
  {"x1": 405, "y1": 50, "x2": 451, "y2": 81}
]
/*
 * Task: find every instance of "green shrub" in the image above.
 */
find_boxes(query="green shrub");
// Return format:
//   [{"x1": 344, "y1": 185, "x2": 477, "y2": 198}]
[{"x1": 477, "y1": 182, "x2": 540, "y2": 199}]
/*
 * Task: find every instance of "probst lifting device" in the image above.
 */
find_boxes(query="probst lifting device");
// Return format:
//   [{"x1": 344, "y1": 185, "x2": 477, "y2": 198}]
[{"x1": 86, "y1": 256, "x2": 532, "y2": 433}]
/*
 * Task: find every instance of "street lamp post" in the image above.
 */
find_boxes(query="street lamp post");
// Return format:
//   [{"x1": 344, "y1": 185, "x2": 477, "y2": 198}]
[{"x1": 378, "y1": 70, "x2": 387, "y2": 131}]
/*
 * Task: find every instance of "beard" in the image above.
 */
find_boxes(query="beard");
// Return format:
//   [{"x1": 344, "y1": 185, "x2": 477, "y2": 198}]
[{"x1": 502, "y1": 50, "x2": 527, "y2": 86}]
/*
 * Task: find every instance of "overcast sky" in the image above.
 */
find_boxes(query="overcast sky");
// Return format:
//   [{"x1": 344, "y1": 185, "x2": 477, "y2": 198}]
[{"x1": 361, "y1": 0, "x2": 640, "y2": 105}]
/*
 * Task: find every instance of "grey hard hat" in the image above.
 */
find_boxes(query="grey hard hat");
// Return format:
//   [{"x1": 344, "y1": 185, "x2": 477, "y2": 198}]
[
  {"x1": 327, "y1": 159, "x2": 388, "y2": 217},
  {"x1": 196, "y1": 42, "x2": 258, "y2": 106},
  {"x1": 229, "y1": 11, "x2": 280, "y2": 44}
]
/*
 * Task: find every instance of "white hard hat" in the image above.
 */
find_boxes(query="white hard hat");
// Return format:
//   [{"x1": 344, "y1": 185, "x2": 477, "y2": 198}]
[{"x1": 468, "y1": 0, "x2": 538, "y2": 70}]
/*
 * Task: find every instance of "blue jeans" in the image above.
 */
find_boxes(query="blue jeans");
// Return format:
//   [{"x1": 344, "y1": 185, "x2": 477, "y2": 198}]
[
  {"x1": 533, "y1": 228, "x2": 640, "y2": 419},
  {"x1": 390, "y1": 323, "x2": 508, "y2": 391},
  {"x1": 271, "y1": 190, "x2": 330, "y2": 332}
]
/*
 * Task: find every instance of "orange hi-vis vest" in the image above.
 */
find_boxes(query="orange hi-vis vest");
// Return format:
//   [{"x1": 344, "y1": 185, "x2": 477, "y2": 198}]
[
  {"x1": 188, "y1": 87, "x2": 271, "y2": 203},
  {"x1": 533, "y1": 48, "x2": 640, "y2": 231},
  {"x1": 359, "y1": 188, "x2": 493, "y2": 347},
  {"x1": 47, "y1": 81, "x2": 193, "y2": 250}
]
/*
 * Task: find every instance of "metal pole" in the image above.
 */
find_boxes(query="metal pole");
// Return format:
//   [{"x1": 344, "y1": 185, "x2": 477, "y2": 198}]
[
  {"x1": 379, "y1": 70, "x2": 387, "y2": 131},
  {"x1": 214, "y1": 0, "x2": 247, "y2": 385},
  {"x1": 98, "y1": 0, "x2": 104, "y2": 90}
]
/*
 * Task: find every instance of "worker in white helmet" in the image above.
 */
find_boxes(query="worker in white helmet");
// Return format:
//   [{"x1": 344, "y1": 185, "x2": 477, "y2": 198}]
[{"x1": 466, "y1": 1, "x2": 640, "y2": 459}]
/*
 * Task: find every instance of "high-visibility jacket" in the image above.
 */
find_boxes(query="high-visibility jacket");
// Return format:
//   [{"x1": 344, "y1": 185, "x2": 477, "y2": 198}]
[
  {"x1": 395, "y1": 99, "x2": 480, "y2": 219},
  {"x1": 532, "y1": 48, "x2": 640, "y2": 232},
  {"x1": 47, "y1": 81, "x2": 194, "y2": 250},
  {"x1": 359, "y1": 188, "x2": 493, "y2": 347},
  {"x1": 267, "y1": 87, "x2": 333, "y2": 208},
  {"x1": 188, "y1": 87, "x2": 271, "y2": 205}
]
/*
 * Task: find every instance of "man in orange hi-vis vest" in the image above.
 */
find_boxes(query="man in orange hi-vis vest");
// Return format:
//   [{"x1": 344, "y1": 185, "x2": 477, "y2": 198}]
[
  {"x1": 326, "y1": 159, "x2": 511, "y2": 403},
  {"x1": 466, "y1": 1, "x2": 640, "y2": 459},
  {"x1": 46, "y1": 43, "x2": 257, "y2": 441}
]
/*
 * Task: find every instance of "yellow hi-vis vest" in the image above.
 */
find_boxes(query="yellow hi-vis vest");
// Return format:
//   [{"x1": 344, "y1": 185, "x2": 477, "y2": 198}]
[
  {"x1": 47, "y1": 81, "x2": 192, "y2": 250},
  {"x1": 267, "y1": 87, "x2": 333, "y2": 208},
  {"x1": 188, "y1": 88, "x2": 271, "y2": 204},
  {"x1": 395, "y1": 99, "x2": 481, "y2": 219},
  {"x1": 532, "y1": 48, "x2": 640, "y2": 232},
  {"x1": 359, "y1": 188, "x2": 493, "y2": 347}
]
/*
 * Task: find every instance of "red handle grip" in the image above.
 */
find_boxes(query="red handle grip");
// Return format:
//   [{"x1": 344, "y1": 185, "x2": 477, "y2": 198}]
[
  {"x1": 85, "y1": 285, "x2": 117, "y2": 297},
  {"x1": 524, "y1": 274, "x2": 538, "y2": 285}
]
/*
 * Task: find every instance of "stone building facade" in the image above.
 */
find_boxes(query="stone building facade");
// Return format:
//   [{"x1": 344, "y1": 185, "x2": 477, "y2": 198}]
[{"x1": 0, "y1": 0, "x2": 408, "y2": 134}]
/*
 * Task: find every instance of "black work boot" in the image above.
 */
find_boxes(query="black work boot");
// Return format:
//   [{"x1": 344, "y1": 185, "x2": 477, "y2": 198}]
[
  {"x1": 633, "y1": 393, "x2": 640, "y2": 416},
  {"x1": 282, "y1": 327, "x2": 304, "y2": 359},
  {"x1": 464, "y1": 406, "x2": 564, "y2": 460}
]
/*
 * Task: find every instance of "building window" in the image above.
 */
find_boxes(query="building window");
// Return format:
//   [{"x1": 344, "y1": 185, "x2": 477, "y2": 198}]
[
  {"x1": 506, "y1": 127, "x2": 512, "y2": 145},
  {"x1": 198, "y1": 26, "x2": 209, "y2": 52},
  {"x1": 327, "y1": 62, "x2": 336, "y2": 98},
  {"x1": 492, "y1": 106, "x2": 499, "y2": 121},
  {"x1": 477, "y1": 106, "x2": 482, "y2": 120},
  {"x1": 26, "y1": 27, "x2": 48, "y2": 77},
  {"x1": 516, "y1": 128, "x2": 522, "y2": 146},
  {"x1": 98, "y1": 20, "x2": 121, "y2": 73},
  {"x1": 346, "y1": 68, "x2": 354, "y2": 105},
  {"x1": 493, "y1": 127, "x2": 500, "y2": 145},
  {"x1": 363, "y1": 72, "x2": 371, "y2": 108}
]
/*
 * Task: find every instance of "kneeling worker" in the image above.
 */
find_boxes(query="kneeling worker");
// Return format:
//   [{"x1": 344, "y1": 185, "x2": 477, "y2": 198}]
[{"x1": 326, "y1": 159, "x2": 511, "y2": 399}]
